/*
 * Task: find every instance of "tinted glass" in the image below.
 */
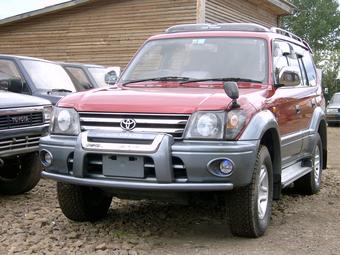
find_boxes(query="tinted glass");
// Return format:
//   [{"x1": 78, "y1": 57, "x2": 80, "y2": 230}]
[{"x1": 65, "y1": 67, "x2": 92, "y2": 91}]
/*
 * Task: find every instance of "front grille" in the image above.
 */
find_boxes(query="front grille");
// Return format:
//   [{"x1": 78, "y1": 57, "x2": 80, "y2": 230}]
[
  {"x1": 80, "y1": 154, "x2": 188, "y2": 180},
  {"x1": 0, "y1": 134, "x2": 41, "y2": 153},
  {"x1": 79, "y1": 112, "x2": 190, "y2": 139},
  {"x1": 0, "y1": 112, "x2": 43, "y2": 130}
]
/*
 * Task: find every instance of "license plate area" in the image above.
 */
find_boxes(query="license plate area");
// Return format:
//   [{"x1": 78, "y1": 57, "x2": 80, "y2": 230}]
[{"x1": 102, "y1": 155, "x2": 144, "y2": 178}]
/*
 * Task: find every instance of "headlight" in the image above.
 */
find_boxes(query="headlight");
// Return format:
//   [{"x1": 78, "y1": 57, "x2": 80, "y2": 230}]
[
  {"x1": 50, "y1": 107, "x2": 80, "y2": 135},
  {"x1": 185, "y1": 110, "x2": 247, "y2": 140},
  {"x1": 225, "y1": 110, "x2": 247, "y2": 140},
  {"x1": 43, "y1": 105, "x2": 52, "y2": 123},
  {"x1": 185, "y1": 111, "x2": 225, "y2": 139}
]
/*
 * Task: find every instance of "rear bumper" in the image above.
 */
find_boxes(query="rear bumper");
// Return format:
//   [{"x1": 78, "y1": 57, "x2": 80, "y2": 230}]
[{"x1": 40, "y1": 131, "x2": 259, "y2": 192}]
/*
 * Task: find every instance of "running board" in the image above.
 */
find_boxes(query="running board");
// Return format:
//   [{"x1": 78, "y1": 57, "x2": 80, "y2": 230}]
[{"x1": 281, "y1": 161, "x2": 312, "y2": 188}]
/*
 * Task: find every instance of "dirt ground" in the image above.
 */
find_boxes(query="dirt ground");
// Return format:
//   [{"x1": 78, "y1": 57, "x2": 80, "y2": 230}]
[{"x1": 1, "y1": 128, "x2": 340, "y2": 255}]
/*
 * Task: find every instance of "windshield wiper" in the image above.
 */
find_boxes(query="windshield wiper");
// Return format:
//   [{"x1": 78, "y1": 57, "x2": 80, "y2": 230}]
[
  {"x1": 49, "y1": 89, "x2": 73, "y2": 93},
  {"x1": 122, "y1": 76, "x2": 191, "y2": 86},
  {"x1": 180, "y1": 78, "x2": 263, "y2": 84}
]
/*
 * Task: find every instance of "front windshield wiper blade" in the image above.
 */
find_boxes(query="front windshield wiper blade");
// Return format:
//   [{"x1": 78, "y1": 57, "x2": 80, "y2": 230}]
[
  {"x1": 180, "y1": 78, "x2": 263, "y2": 84},
  {"x1": 122, "y1": 76, "x2": 191, "y2": 86},
  {"x1": 49, "y1": 89, "x2": 73, "y2": 93}
]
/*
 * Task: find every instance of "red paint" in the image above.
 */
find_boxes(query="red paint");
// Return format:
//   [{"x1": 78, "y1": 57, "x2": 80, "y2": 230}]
[{"x1": 57, "y1": 30, "x2": 325, "y2": 139}]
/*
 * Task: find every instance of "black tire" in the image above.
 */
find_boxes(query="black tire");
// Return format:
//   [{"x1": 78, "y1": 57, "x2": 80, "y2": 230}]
[
  {"x1": 0, "y1": 152, "x2": 42, "y2": 195},
  {"x1": 57, "y1": 182, "x2": 112, "y2": 222},
  {"x1": 294, "y1": 134, "x2": 323, "y2": 195},
  {"x1": 227, "y1": 146, "x2": 273, "y2": 238}
]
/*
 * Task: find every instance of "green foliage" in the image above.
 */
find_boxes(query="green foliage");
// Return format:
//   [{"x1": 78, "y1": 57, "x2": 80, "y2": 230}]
[
  {"x1": 281, "y1": 0, "x2": 340, "y2": 97},
  {"x1": 281, "y1": 0, "x2": 339, "y2": 53}
]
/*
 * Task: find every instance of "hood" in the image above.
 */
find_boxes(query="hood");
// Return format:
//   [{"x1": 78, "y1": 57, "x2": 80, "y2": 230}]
[
  {"x1": 33, "y1": 90, "x2": 72, "y2": 105},
  {"x1": 58, "y1": 84, "x2": 268, "y2": 114},
  {"x1": 0, "y1": 90, "x2": 50, "y2": 109}
]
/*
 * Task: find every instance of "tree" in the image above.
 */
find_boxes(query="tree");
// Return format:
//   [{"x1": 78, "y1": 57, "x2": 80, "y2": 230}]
[
  {"x1": 281, "y1": 0, "x2": 340, "y2": 97},
  {"x1": 281, "y1": 0, "x2": 339, "y2": 55}
]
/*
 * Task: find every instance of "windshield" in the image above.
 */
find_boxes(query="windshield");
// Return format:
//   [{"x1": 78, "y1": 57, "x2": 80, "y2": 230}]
[
  {"x1": 88, "y1": 67, "x2": 108, "y2": 87},
  {"x1": 21, "y1": 60, "x2": 76, "y2": 92},
  {"x1": 120, "y1": 37, "x2": 268, "y2": 85},
  {"x1": 330, "y1": 94, "x2": 340, "y2": 104}
]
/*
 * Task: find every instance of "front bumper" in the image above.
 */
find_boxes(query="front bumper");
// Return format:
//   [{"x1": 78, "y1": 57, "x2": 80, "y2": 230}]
[
  {"x1": 0, "y1": 124, "x2": 49, "y2": 158},
  {"x1": 40, "y1": 130, "x2": 259, "y2": 192}
]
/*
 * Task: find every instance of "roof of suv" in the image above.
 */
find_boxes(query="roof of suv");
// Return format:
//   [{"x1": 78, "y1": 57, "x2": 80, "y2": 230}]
[{"x1": 148, "y1": 23, "x2": 312, "y2": 52}]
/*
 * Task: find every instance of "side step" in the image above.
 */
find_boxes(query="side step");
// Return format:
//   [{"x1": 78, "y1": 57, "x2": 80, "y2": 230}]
[{"x1": 281, "y1": 161, "x2": 312, "y2": 188}]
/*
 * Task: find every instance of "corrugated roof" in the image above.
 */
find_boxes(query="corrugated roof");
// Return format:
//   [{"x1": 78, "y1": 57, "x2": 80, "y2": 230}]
[{"x1": 0, "y1": 0, "x2": 295, "y2": 26}]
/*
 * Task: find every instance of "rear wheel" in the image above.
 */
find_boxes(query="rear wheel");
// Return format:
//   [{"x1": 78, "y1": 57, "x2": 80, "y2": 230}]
[
  {"x1": 227, "y1": 146, "x2": 273, "y2": 237},
  {"x1": 0, "y1": 153, "x2": 42, "y2": 195},
  {"x1": 57, "y1": 182, "x2": 112, "y2": 222},
  {"x1": 294, "y1": 134, "x2": 322, "y2": 195}
]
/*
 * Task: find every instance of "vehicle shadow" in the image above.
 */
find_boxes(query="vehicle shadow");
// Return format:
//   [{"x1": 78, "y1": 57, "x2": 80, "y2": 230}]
[{"x1": 102, "y1": 198, "x2": 233, "y2": 239}]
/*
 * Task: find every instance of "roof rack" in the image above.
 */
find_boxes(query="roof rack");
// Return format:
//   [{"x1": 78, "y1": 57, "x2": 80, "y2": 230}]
[
  {"x1": 270, "y1": 27, "x2": 303, "y2": 43},
  {"x1": 166, "y1": 23, "x2": 270, "y2": 33},
  {"x1": 165, "y1": 23, "x2": 313, "y2": 52},
  {"x1": 270, "y1": 27, "x2": 313, "y2": 52}
]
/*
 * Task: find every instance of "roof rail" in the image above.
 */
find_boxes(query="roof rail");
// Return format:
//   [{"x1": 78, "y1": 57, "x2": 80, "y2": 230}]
[
  {"x1": 166, "y1": 23, "x2": 270, "y2": 33},
  {"x1": 270, "y1": 27, "x2": 303, "y2": 42},
  {"x1": 270, "y1": 27, "x2": 313, "y2": 52}
]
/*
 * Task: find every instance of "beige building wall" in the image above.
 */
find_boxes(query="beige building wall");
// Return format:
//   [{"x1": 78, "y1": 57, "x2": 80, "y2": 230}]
[{"x1": 0, "y1": 0, "x2": 287, "y2": 67}]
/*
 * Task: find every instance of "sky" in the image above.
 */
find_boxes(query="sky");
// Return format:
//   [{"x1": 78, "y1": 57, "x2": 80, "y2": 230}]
[{"x1": 0, "y1": 0, "x2": 70, "y2": 19}]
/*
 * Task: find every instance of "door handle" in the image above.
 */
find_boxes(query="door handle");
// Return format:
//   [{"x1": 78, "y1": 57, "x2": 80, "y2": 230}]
[{"x1": 295, "y1": 105, "x2": 301, "y2": 114}]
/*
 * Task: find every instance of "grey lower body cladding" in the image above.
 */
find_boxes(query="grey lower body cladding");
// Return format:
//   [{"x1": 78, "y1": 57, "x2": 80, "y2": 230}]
[{"x1": 40, "y1": 130, "x2": 259, "y2": 193}]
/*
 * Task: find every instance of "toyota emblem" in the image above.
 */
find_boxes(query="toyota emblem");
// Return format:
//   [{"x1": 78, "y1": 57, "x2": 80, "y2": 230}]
[{"x1": 120, "y1": 119, "x2": 137, "y2": 131}]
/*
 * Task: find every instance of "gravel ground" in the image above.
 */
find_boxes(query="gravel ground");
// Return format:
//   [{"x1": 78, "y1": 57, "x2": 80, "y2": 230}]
[{"x1": 1, "y1": 128, "x2": 340, "y2": 255}]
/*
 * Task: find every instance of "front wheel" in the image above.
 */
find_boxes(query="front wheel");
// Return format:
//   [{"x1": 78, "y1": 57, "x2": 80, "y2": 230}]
[
  {"x1": 0, "y1": 153, "x2": 42, "y2": 195},
  {"x1": 57, "y1": 182, "x2": 112, "y2": 222},
  {"x1": 227, "y1": 145, "x2": 273, "y2": 237}
]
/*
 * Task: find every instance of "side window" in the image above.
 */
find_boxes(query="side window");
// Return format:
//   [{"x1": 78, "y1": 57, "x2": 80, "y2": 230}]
[
  {"x1": 0, "y1": 59, "x2": 29, "y2": 93},
  {"x1": 286, "y1": 46, "x2": 303, "y2": 86},
  {"x1": 297, "y1": 57, "x2": 308, "y2": 85},
  {"x1": 273, "y1": 41, "x2": 307, "y2": 86},
  {"x1": 302, "y1": 52, "x2": 317, "y2": 86},
  {"x1": 273, "y1": 42, "x2": 289, "y2": 84}
]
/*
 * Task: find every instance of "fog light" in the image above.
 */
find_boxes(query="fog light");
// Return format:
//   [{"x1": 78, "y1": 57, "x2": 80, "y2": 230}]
[
  {"x1": 219, "y1": 159, "x2": 233, "y2": 175},
  {"x1": 40, "y1": 150, "x2": 53, "y2": 167},
  {"x1": 207, "y1": 158, "x2": 234, "y2": 177}
]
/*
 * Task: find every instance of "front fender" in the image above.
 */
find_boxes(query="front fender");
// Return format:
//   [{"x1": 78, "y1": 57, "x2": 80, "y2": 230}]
[{"x1": 240, "y1": 110, "x2": 279, "y2": 141}]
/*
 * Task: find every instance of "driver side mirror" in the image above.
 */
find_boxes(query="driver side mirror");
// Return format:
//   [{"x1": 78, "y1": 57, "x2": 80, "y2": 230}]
[
  {"x1": 278, "y1": 66, "x2": 301, "y2": 87},
  {"x1": 105, "y1": 71, "x2": 118, "y2": 85}
]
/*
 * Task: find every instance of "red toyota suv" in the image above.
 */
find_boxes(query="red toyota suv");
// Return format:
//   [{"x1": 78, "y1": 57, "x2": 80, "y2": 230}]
[{"x1": 40, "y1": 23, "x2": 327, "y2": 237}]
